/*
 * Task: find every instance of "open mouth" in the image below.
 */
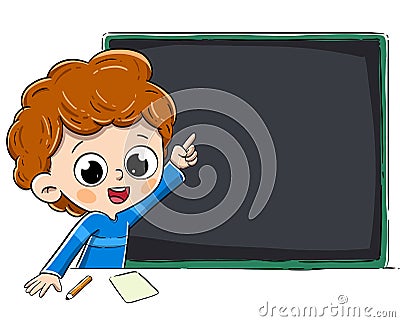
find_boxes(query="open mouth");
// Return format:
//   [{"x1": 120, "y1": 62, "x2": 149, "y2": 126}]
[{"x1": 108, "y1": 186, "x2": 130, "y2": 204}]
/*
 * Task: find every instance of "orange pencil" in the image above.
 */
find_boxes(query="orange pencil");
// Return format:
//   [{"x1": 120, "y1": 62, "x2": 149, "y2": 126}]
[{"x1": 66, "y1": 275, "x2": 92, "y2": 300}]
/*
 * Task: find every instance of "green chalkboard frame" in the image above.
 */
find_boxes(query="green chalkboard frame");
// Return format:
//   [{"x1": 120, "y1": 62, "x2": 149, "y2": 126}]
[{"x1": 104, "y1": 33, "x2": 388, "y2": 270}]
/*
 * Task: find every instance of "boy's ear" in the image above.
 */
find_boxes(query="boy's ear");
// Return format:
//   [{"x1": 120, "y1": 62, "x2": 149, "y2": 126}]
[{"x1": 31, "y1": 173, "x2": 62, "y2": 203}]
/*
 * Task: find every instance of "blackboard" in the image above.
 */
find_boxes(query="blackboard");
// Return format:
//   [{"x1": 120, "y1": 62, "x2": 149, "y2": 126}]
[{"x1": 105, "y1": 34, "x2": 387, "y2": 269}]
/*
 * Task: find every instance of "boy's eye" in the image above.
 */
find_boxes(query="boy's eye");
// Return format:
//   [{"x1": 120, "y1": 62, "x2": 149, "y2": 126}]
[
  {"x1": 124, "y1": 146, "x2": 158, "y2": 179},
  {"x1": 74, "y1": 153, "x2": 108, "y2": 186}
]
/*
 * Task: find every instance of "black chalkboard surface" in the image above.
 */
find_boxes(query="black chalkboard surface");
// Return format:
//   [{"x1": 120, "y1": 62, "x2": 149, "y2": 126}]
[{"x1": 105, "y1": 34, "x2": 387, "y2": 269}]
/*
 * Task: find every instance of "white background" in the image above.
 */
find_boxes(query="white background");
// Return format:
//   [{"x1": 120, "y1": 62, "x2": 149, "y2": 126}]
[{"x1": 1, "y1": 1, "x2": 399, "y2": 321}]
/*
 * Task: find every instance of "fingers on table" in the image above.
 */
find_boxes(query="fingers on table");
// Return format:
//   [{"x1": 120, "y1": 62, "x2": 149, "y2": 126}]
[
  {"x1": 54, "y1": 279, "x2": 62, "y2": 292},
  {"x1": 25, "y1": 280, "x2": 44, "y2": 296},
  {"x1": 39, "y1": 283, "x2": 51, "y2": 298},
  {"x1": 24, "y1": 276, "x2": 39, "y2": 288}
]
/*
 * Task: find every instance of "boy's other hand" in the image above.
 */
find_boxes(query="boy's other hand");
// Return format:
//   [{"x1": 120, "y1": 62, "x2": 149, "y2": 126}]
[
  {"x1": 24, "y1": 273, "x2": 62, "y2": 298},
  {"x1": 170, "y1": 133, "x2": 198, "y2": 169}
]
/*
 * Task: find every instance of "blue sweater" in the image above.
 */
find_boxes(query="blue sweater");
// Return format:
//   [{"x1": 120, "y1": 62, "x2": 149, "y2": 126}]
[{"x1": 42, "y1": 162, "x2": 184, "y2": 278}]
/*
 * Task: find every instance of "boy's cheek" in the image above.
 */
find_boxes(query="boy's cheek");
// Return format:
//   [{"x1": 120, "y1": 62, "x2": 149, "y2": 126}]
[
  {"x1": 77, "y1": 188, "x2": 97, "y2": 204},
  {"x1": 141, "y1": 178, "x2": 157, "y2": 195}
]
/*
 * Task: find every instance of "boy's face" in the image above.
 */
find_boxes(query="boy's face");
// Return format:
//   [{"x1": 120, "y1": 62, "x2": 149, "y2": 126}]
[{"x1": 42, "y1": 118, "x2": 164, "y2": 217}]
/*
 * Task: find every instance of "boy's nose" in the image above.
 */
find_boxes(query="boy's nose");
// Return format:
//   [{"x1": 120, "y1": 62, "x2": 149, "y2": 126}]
[{"x1": 115, "y1": 169, "x2": 123, "y2": 181}]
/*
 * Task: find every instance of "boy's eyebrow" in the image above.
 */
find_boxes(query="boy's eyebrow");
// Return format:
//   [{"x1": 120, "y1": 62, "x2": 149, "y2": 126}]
[
  {"x1": 137, "y1": 134, "x2": 148, "y2": 139},
  {"x1": 72, "y1": 141, "x2": 84, "y2": 154}
]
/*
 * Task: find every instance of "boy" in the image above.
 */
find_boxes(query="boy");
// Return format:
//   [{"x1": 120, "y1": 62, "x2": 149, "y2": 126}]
[{"x1": 7, "y1": 49, "x2": 197, "y2": 297}]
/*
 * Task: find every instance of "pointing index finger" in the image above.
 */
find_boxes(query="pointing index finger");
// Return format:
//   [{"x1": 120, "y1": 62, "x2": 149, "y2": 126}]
[{"x1": 182, "y1": 133, "x2": 196, "y2": 151}]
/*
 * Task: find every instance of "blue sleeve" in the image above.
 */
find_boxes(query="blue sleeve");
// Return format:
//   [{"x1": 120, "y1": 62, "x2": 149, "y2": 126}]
[
  {"x1": 119, "y1": 161, "x2": 185, "y2": 227},
  {"x1": 41, "y1": 215, "x2": 98, "y2": 278}
]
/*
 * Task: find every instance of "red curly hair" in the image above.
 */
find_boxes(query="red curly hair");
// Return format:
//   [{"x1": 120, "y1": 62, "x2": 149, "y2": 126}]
[{"x1": 7, "y1": 49, "x2": 176, "y2": 216}]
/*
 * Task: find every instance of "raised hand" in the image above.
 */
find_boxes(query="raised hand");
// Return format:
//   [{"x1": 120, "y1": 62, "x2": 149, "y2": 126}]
[{"x1": 170, "y1": 133, "x2": 198, "y2": 169}]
